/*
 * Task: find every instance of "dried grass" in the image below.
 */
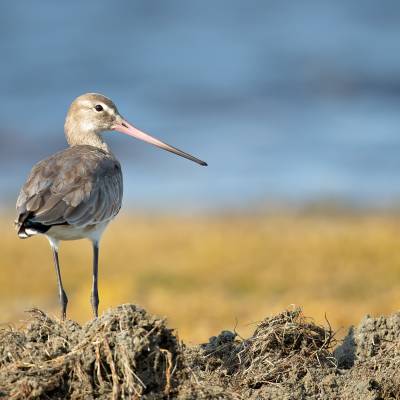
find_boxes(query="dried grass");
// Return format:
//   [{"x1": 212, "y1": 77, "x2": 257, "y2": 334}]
[
  {"x1": 184, "y1": 308, "x2": 337, "y2": 398},
  {"x1": 1, "y1": 305, "x2": 400, "y2": 399},
  {"x1": 0, "y1": 305, "x2": 184, "y2": 399}
]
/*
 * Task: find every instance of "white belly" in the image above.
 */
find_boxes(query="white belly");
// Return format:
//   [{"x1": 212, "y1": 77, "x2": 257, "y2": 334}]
[{"x1": 46, "y1": 221, "x2": 109, "y2": 242}]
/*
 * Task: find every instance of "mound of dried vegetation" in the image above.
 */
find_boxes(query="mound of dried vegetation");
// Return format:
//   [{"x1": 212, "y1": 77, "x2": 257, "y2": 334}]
[
  {"x1": 1, "y1": 305, "x2": 400, "y2": 399},
  {"x1": 184, "y1": 308, "x2": 337, "y2": 399},
  {"x1": 0, "y1": 305, "x2": 184, "y2": 399}
]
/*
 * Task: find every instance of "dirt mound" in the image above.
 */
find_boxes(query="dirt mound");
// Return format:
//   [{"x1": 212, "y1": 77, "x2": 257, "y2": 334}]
[
  {"x1": 333, "y1": 313, "x2": 400, "y2": 399},
  {"x1": 184, "y1": 308, "x2": 337, "y2": 399},
  {"x1": 185, "y1": 309, "x2": 400, "y2": 399},
  {"x1": 1, "y1": 305, "x2": 400, "y2": 399},
  {"x1": 0, "y1": 304, "x2": 184, "y2": 399}
]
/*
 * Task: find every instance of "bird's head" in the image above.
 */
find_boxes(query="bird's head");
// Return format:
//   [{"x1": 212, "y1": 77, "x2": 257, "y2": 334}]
[{"x1": 65, "y1": 92, "x2": 207, "y2": 166}]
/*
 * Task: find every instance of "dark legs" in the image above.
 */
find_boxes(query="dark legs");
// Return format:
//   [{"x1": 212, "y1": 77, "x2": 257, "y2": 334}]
[
  {"x1": 91, "y1": 241, "x2": 100, "y2": 318},
  {"x1": 48, "y1": 238, "x2": 99, "y2": 320},
  {"x1": 50, "y1": 242, "x2": 68, "y2": 320}
]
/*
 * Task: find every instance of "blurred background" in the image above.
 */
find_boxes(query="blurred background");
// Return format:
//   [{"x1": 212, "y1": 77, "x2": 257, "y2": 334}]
[{"x1": 1, "y1": 1, "x2": 400, "y2": 342}]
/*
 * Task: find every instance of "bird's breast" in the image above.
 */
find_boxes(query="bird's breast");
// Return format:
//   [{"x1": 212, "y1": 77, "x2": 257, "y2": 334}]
[{"x1": 46, "y1": 221, "x2": 110, "y2": 242}]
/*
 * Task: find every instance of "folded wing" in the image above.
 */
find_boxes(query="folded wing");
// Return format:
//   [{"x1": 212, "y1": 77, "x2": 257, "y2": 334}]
[{"x1": 16, "y1": 145, "x2": 123, "y2": 235}]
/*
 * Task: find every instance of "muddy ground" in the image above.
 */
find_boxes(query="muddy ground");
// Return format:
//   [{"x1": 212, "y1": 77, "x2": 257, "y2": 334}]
[{"x1": 0, "y1": 304, "x2": 399, "y2": 399}]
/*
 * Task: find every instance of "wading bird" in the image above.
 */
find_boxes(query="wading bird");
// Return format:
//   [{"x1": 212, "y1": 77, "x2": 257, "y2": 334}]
[{"x1": 15, "y1": 93, "x2": 207, "y2": 320}]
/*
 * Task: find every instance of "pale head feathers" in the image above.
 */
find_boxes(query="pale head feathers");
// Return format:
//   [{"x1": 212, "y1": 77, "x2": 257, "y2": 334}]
[{"x1": 64, "y1": 93, "x2": 123, "y2": 151}]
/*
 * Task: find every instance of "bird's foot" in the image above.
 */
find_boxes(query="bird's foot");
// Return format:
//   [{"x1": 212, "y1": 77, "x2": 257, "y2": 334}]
[
  {"x1": 91, "y1": 293, "x2": 99, "y2": 319},
  {"x1": 60, "y1": 290, "x2": 68, "y2": 321}
]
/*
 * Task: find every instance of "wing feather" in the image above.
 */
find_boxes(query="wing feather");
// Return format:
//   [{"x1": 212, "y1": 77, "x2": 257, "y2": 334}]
[{"x1": 16, "y1": 145, "x2": 123, "y2": 230}]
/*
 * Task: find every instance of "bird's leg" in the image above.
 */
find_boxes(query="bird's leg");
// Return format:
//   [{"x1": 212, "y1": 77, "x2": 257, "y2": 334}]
[
  {"x1": 50, "y1": 242, "x2": 68, "y2": 320},
  {"x1": 91, "y1": 241, "x2": 100, "y2": 318}
]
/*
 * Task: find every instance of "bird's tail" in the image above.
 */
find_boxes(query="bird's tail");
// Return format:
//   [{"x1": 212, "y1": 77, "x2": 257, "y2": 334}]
[{"x1": 15, "y1": 212, "x2": 46, "y2": 239}]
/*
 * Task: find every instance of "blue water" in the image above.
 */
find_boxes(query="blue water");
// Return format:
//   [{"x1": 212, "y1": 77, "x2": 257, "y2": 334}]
[{"x1": 1, "y1": 1, "x2": 400, "y2": 211}]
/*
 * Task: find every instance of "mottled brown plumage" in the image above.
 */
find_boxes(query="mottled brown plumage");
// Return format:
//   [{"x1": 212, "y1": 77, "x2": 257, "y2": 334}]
[
  {"x1": 17, "y1": 145, "x2": 122, "y2": 229},
  {"x1": 15, "y1": 92, "x2": 206, "y2": 320}
]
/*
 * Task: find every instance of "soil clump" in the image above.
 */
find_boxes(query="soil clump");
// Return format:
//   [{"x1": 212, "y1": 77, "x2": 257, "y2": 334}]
[{"x1": 1, "y1": 305, "x2": 400, "y2": 399}]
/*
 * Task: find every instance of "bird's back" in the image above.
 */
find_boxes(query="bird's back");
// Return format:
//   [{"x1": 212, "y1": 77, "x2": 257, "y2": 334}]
[{"x1": 16, "y1": 145, "x2": 123, "y2": 238}]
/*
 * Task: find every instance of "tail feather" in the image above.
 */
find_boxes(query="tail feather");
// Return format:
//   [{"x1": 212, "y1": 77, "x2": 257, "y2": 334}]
[{"x1": 15, "y1": 212, "x2": 51, "y2": 239}]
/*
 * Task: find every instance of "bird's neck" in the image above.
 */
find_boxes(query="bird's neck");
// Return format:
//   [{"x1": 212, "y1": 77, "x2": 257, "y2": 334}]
[
  {"x1": 66, "y1": 130, "x2": 111, "y2": 153},
  {"x1": 65, "y1": 121, "x2": 111, "y2": 152}
]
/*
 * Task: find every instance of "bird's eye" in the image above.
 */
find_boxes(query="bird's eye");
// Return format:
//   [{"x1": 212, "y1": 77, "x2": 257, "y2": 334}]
[{"x1": 94, "y1": 104, "x2": 103, "y2": 112}]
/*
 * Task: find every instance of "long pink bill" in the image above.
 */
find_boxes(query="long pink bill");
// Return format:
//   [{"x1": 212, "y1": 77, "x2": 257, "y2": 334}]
[{"x1": 113, "y1": 119, "x2": 207, "y2": 166}]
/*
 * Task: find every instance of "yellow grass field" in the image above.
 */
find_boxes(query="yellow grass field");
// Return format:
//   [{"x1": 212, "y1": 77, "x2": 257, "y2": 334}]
[{"x1": 1, "y1": 210, "x2": 400, "y2": 343}]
